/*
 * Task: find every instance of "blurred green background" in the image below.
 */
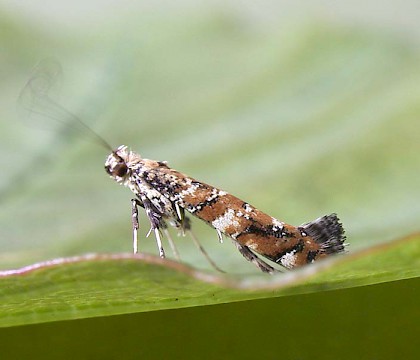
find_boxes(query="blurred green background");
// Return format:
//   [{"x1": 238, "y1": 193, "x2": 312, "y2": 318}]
[{"x1": 0, "y1": 1, "x2": 419, "y2": 358}]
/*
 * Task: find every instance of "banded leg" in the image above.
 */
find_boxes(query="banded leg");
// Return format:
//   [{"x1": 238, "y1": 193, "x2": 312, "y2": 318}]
[
  {"x1": 131, "y1": 199, "x2": 141, "y2": 254},
  {"x1": 173, "y1": 202, "x2": 185, "y2": 234},
  {"x1": 232, "y1": 242, "x2": 277, "y2": 274},
  {"x1": 141, "y1": 196, "x2": 166, "y2": 258}
]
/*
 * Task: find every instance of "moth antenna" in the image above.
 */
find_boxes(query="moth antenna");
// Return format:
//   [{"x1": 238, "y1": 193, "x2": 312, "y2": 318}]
[{"x1": 18, "y1": 59, "x2": 114, "y2": 152}]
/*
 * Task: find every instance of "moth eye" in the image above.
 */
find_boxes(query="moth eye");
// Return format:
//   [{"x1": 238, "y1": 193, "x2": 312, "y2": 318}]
[{"x1": 114, "y1": 163, "x2": 128, "y2": 177}]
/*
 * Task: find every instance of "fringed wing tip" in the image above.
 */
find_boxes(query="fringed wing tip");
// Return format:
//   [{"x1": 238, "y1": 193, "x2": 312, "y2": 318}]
[{"x1": 301, "y1": 213, "x2": 346, "y2": 254}]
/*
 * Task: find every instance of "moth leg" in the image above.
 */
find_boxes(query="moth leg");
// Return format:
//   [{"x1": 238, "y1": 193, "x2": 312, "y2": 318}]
[
  {"x1": 188, "y1": 229, "x2": 225, "y2": 273},
  {"x1": 161, "y1": 224, "x2": 181, "y2": 261},
  {"x1": 173, "y1": 202, "x2": 189, "y2": 236},
  {"x1": 181, "y1": 215, "x2": 223, "y2": 245},
  {"x1": 141, "y1": 196, "x2": 166, "y2": 258},
  {"x1": 131, "y1": 199, "x2": 141, "y2": 254},
  {"x1": 153, "y1": 228, "x2": 165, "y2": 258},
  {"x1": 216, "y1": 229, "x2": 224, "y2": 243},
  {"x1": 232, "y1": 242, "x2": 277, "y2": 274}
]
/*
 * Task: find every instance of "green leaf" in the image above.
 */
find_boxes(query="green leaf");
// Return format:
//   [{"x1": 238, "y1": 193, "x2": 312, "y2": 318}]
[
  {"x1": 1, "y1": 12, "x2": 419, "y2": 328},
  {"x1": 0, "y1": 233, "x2": 419, "y2": 327}
]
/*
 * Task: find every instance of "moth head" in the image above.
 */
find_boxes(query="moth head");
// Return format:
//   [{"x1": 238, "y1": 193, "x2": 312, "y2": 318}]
[{"x1": 104, "y1": 145, "x2": 131, "y2": 184}]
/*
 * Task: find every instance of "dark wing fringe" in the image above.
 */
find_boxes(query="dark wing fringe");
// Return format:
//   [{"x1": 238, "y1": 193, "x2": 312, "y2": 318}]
[{"x1": 300, "y1": 213, "x2": 346, "y2": 254}]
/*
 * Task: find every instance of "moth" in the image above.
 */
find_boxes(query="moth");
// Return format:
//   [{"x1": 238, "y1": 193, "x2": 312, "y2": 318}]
[
  {"x1": 20, "y1": 60, "x2": 347, "y2": 274},
  {"x1": 105, "y1": 145, "x2": 346, "y2": 273}
]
